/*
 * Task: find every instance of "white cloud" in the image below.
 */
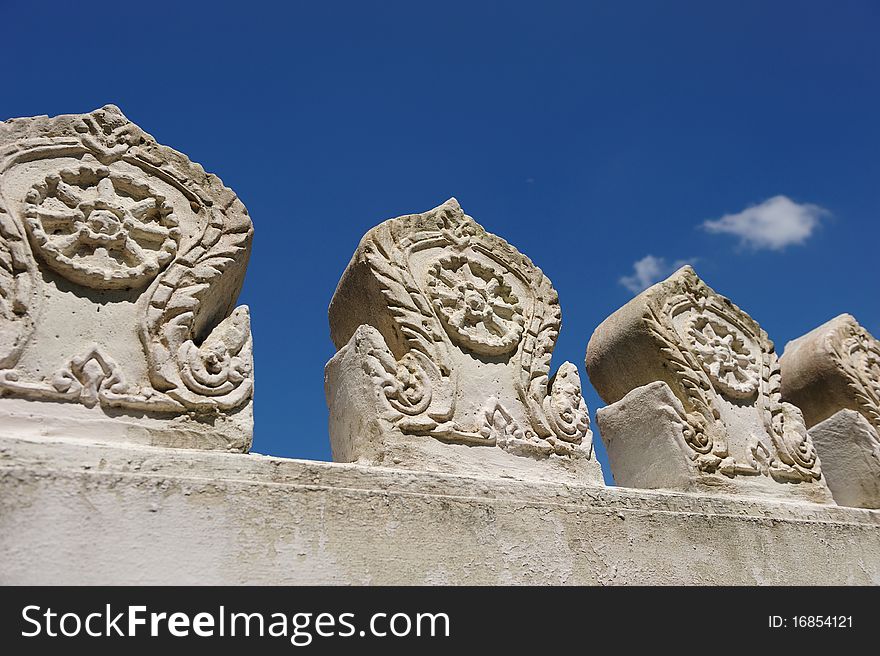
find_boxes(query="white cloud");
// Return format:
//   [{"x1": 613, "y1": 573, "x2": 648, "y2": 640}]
[
  {"x1": 702, "y1": 195, "x2": 828, "y2": 250},
  {"x1": 619, "y1": 255, "x2": 695, "y2": 294}
]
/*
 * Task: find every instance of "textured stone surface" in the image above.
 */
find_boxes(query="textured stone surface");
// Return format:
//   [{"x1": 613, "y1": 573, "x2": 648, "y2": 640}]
[
  {"x1": 0, "y1": 106, "x2": 254, "y2": 450},
  {"x1": 808, "y1": 410, "x2": 880, "y2": 509},
  {"x1": 2, "y1": 433, "x2": 879, "y2": 585},
  {"x1": 586, "y1": 266, "x2": 832, "y2": 503},
  {"x1": 326, "y1": 199, "x2": 602, "y2": 484},
  {"x1": 599, "y1": 381, "x2": 708, "y2": 492}
]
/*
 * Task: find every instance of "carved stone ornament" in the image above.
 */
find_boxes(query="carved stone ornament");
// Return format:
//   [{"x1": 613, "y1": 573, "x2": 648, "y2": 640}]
[
  {"x1": 586, "y1": 266, "x2": 831, "y2": 503},
  {"x1": 781, "y1": 314, "x2": 880, "y2": 432},
  {"x1": 0, "y1": 106, "x2": 254, "y2": 451},
  {"x1": 325, "y1": 199, "x2": 602, "y2": 484},
  {"x1": 780, "y1": 314, "x2": 880, "y2": 508}
]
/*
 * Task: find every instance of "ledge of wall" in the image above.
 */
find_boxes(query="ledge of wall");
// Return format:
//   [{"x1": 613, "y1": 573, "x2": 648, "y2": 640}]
[{"x1": 1, "y1": 434, "x2": 879, "y2": 585}]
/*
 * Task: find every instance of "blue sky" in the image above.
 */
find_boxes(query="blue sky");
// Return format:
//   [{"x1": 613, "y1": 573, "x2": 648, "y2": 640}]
[{"x1": 2, "y1": 1, "x2": 878, "y2": 481}]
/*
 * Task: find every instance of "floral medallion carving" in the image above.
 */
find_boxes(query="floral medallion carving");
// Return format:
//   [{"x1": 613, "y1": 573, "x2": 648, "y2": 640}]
[
  {"x1": 687, "y1": 315, "x2": 759, "y2": 399},
  {"x1": 23, "y1": 165, "x2": 180, "y2": 289},
  {"x1": 426, "y1": 254, "x2": 524, "y2": 356}
]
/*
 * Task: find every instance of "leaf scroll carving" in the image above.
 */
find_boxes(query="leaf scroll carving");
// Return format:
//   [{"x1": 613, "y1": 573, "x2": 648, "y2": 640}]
[
  {"x1": 827, "y1": 319, "x2": 880, "y2": 434},
  {"x1": 0, "y1": 201, "x2": 36, "y2": 369},
  {"x1": 141, "y1": 200, "x2": 254, "y2": 411}
]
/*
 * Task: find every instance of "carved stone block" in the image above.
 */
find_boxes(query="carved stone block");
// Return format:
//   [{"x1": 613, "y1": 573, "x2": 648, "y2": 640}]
[
  {"x1": 806, "y1": 410, "x2": 880, "y2": 508},
  {"x1": 780, "y1": 314, "x2": 880, "y2": 507},
  {"x1": 780, "y1": 314, "x2": 880, "y2": 430},
  {"x1": 0, "y1": 106, "x2": 254, "y2": 450},
  {"x1": 586, "y1": 266, "x2": 832, "y2": 503},
  {"x1": 325, "y1": 199, "x2": 603, "y2": 484}
]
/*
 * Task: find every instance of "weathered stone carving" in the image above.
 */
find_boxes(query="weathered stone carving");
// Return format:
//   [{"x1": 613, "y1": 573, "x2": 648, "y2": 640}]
[
  {"x1": 426, "y1": 254, "x2": 525, "y2": 356},
  {"x1": 586, "y1": 266, "x2": 831, "y2": 503},
  {"x1": 780, "y1": 314, "x2": 880, "y2": 508},
  {"x1": 0, "y1": 106, "x2": 253, "y2": 450},
  {"x1": 24, "y1": 164, "x2": 180, "y2": 289},
  {"x1": 325, "y1": 199, "x2": 602, "y2": 483},
  {"x1": 781, "y1": 314, "x2": 880, "y2": 432}
]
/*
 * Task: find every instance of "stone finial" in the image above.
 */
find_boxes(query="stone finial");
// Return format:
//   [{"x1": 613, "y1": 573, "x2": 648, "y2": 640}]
[
  {"x1": 586, "y1": 266, "x2": 831, "y2": 503},
  {"x1": 780, "y1": 314, "x2": 880, "y2": 508},
  {"x1": 0, "y1": 106, "x2": 254, "y2": 450},
  {"x1": 780, "y1": 314, "x2": 880, "y2": 431},
  {"x1": 325, "y1": 199, "x2": 602, "y2": 484}
]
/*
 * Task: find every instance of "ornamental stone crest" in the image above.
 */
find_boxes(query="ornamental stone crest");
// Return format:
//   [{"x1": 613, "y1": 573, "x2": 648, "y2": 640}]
[
  {"x1": 780, "y1": 314, "x2": 880, "y2": 508},
  {"x1": 325, "y1": 199, "x2": 602, "y2": 484},
  {"x1": 0, "y1": 106, "x2": 254, "y2": 450},
  {"x1": 586, "y1": 266, "x2": 831, "y2": 503}
]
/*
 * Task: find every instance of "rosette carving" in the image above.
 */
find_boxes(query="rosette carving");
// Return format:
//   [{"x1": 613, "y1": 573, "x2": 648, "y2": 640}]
[
  {"x1": 688, "y1": 316, "x2": 759, "y2": 399},
  {"x1": 23, "y1": 165, "x2": 180, "y2": 289},
  {"x1": 426, "y1": 255, "x2": 525, "y2": 356}
]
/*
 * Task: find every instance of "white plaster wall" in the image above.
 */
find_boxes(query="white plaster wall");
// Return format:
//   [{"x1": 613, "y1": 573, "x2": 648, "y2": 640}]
[{"x1": 1, "y1": 434, "x2": 879, "y2": 585}]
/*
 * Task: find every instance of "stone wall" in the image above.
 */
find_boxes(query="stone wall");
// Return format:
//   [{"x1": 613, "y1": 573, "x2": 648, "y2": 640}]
[{"x1": 2, "y1": 433, "x2": 879, "y2": 585}]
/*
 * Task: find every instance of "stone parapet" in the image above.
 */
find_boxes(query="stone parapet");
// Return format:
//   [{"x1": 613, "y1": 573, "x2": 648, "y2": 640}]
[{"x1": 2, "y1": 433, "x2": 878, "y2": 585}]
